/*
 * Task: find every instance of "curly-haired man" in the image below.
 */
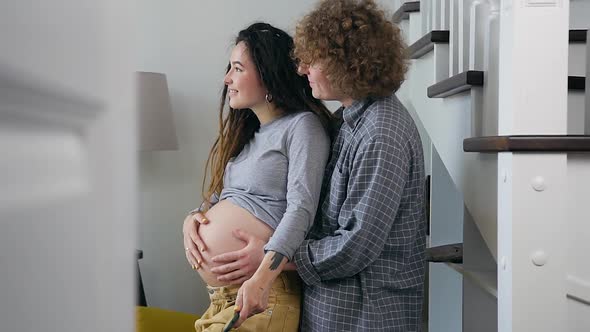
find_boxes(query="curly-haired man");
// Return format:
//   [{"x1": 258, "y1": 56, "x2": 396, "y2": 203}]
[
  {"x1": 205, "y1": 1, "x2": 427, "y2": 330},
  {"x1": 290, "y1": 1, "x2": 426, "y2": 330}
]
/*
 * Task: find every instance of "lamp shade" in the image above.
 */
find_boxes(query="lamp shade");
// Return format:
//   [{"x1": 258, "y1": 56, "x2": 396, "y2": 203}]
[{"x1": 136, "y1": 71, "x2": 178, "y2": 151}]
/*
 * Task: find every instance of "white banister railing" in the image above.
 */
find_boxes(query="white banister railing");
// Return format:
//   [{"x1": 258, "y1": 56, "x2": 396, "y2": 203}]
[{"x1": 394, "y1": 0, "x2": 589, "y2": 331}]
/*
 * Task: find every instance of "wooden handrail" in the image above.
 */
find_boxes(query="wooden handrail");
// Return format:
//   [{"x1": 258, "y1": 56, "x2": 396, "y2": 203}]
[
  {"x1": 392, "y1": 1, "x2": 420, "y2": 23},
  {"x1": 427, "y1": 71, "x2": 484, "y2": 98},
  {"x1": 426, "y1": 243, "x2": 463, "y2": 263},
  {"x1": 464, "y1": 135, "x2": 590, "y2": 153},
  {"x1": 408, "y1": 30, "x2": 450, "y2": 59}
]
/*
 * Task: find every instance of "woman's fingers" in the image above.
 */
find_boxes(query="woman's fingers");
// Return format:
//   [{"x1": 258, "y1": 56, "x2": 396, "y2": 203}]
[
  {"x1": 190, "y1": 213, "x2": 207, "y2": 252},
  {"x1": 188, "y1": 228, "x2": 206, "y2": 254},
  {"x1": 227, "y1": 276, "x2": 249, "y2": 286},
  {"x1": 211, "y1": 250, "x2": 242, "y2": 264},
  {"x1": 210, "y1": 259, "x2": 244, "y2": 274},
  {"x1": 234, "y1": 290, "x2": 244, "y2": 328},
  {"x1": 210, "y1": 256, "x2": 254, "y2": 283},
  {"x1": 185, "y1": 228, "x2": 204, "y2": 265},
  {"x1": 234, "y1": 280, "x2": 268, "y2": 328},
  {"x1": 193, "y1": 213, "x2": 210, "y2": 225},
  {"x1": 210, "y1": 231, "x2": 265, "y2": 282},
  {"x1": 216, "y1": 267, "x2": 247, "y2": 283},
  {"x1": 187, "y1": 245, "x2": 203, "y2": 269},
  {"x1": 231, "y1": 228, "x2": 252, "y2": 241},
  {"x1": 235, "y1": 284, "x2": 257, "y2": 328},
  {"x1": 183, "y1": 239, "x2": 201, "y2": 269},
  {"x1": 182, "y1": 213, "x2": 205, "y2": 269}
]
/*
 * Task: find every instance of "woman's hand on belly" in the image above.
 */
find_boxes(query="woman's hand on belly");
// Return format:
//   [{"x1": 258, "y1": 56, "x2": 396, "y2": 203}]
[
  {"x1": 209, "y1": 228, "x2": 267, "y2": 285},
  {"x1": 182, "y1": 212, "x2": 209, "y2": 270},
  {"x1": 196, "y1": 200, "x2": 271, "y2": 286}
]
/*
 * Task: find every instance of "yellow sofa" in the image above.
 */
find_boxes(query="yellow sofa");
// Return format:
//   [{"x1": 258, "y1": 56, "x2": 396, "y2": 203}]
[{"x1": 136, "y1": 306, "x2": 200, "y2": 332}]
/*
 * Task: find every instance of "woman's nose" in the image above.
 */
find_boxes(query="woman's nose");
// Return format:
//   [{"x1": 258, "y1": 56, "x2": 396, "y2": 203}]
[{"x1": 223, "y1": 72, "x2": 232, "y2": 85}]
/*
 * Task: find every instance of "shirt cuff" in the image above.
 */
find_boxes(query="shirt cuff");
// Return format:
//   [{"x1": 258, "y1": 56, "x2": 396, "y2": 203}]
[
  {"x1": 293, "y1": 240, "x2": 322, "y2": 287},
  {"x1": 263, "y1": 242, "x2": 292, "y2": 262}
]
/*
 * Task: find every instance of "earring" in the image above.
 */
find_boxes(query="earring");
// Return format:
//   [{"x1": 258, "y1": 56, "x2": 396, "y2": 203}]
[{"x1": 265, "y1": 93, "x2": 273, "y2": 103}]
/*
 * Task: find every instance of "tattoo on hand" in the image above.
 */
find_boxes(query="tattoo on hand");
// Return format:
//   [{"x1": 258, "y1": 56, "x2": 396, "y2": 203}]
[{"x1": 269, "y1": 252, "x2": 285, "y2": 271}]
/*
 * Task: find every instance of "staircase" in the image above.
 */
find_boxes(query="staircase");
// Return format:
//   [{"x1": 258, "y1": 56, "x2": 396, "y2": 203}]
[{"x1": 393, "y1": 0, "x2": 590, "y2": 331}]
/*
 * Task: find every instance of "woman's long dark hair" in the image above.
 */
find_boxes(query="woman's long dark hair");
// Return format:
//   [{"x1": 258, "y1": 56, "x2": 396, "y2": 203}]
[{"x1": 202, "y1": 22, "x2": 334, "y2": 205}]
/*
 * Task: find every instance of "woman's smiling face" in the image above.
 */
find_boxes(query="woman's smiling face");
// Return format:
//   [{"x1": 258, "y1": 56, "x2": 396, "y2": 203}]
[{"x1": 223, "y1": 41, "x2": 267, "y2": 110}]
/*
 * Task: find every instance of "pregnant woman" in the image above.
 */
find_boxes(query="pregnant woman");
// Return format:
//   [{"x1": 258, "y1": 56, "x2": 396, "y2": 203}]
[{"x1": 182, "y1": 22, "x2": 333, "y2": 331}]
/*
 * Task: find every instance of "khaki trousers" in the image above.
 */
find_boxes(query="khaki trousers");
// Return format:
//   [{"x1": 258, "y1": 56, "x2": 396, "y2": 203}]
[{"x1": 195, "y1": 271, "x2": 301, "y2": 332}]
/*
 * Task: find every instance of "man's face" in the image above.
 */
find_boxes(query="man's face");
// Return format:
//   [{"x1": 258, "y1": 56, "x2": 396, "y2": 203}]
[{"x1": 297, "y1": 62, "x2": 339, "y2": 101}]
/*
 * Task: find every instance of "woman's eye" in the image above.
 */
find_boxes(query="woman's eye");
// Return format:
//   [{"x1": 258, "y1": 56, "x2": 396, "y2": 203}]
[{"x1": 235, "y1": 67, "x2": 243, "y2": 72}]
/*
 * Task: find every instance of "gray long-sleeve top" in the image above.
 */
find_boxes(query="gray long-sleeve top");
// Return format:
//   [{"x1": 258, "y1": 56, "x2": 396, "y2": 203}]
[{"x1": 218, "y1": 111, "x2": 330, "y2": 259}]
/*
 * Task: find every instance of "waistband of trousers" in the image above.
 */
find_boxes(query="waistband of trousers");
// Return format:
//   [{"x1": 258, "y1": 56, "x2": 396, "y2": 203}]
[{"x1": 206, "y1": 271, "x2": 300, "y2": 301}]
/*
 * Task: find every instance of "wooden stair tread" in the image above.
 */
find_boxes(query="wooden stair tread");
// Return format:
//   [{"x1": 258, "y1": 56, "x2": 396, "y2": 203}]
[
  {"x1": 569, "y1": 76, "x2": 586, "y2": 90},
  {"x1": 464, "y1": 135, "x2": 590, "y2": 153},
  {"x1": 427, "y1": 71, "x2": 484, "y2": 98},
  {"x1": 426, "y1": 243, "x2": 463, "y2": 263},
  {"x1": 392, "y1": 1, "x2": 420, "y2": 23},
  {"x1": 569, "y1": 29, "x2": 588, "y2": 43},
  {"x1": 408, "y1": 30, "x2": 450, "y2": 59}
]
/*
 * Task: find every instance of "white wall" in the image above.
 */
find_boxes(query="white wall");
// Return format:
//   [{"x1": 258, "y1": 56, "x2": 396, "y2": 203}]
[{"x1": 137, "y1": 0, "x2": 398, "y2": 315}]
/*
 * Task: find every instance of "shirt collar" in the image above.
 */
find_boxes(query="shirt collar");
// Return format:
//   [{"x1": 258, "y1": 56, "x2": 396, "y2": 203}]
[{"x1": 342, "y1": 98, "x2": 373, "y2": 129}]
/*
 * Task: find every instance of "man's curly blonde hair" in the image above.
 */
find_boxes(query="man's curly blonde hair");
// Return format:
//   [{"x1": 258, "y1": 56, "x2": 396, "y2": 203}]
[{"x1": 294, "y1": 0, "x2": 409, "y2": 100}]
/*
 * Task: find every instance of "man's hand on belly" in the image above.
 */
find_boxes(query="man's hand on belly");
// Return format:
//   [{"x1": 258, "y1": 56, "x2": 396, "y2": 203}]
[{"x1": 210, "y1": 228, "x2": 266, "y2": 285}]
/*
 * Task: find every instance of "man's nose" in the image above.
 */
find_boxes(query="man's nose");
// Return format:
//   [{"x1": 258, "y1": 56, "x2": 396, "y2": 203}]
[{"x1": 297, "y1": 63, "x2": 309, "y2": 75}]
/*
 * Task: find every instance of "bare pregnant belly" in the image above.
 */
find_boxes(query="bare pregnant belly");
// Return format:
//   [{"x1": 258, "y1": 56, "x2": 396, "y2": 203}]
[{"x1": 197, "y1": 199, "x2": 273, "y2": 286}]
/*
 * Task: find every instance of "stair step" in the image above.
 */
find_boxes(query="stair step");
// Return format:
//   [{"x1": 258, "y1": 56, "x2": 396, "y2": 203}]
[
  {"x1": 569, "y1": 29, "x2": 588, "y2": 43},
  {"x1": 463, "y1": 135, "x2": 590, "y2": 153},
  {"x1": 408, "y1": 30, "x2": 450, "y2": 59},
  {"x1": 427, "y1": 71, "x2": 484, "y2": 98},
  {"x1": 569, "y1": 76, "x2": 586, "y2": 90},
  {"x1": 392, "y1": 1, "x2": 420, "y2": 24},
  {"x1": 426, "y1": 243, "x2": 463, "y2": 263}
]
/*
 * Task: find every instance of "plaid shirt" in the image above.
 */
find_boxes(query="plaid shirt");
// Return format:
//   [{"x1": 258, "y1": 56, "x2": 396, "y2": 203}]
[{"x1": 293, "y1": 92, "x2": 427, "y2": 331}]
